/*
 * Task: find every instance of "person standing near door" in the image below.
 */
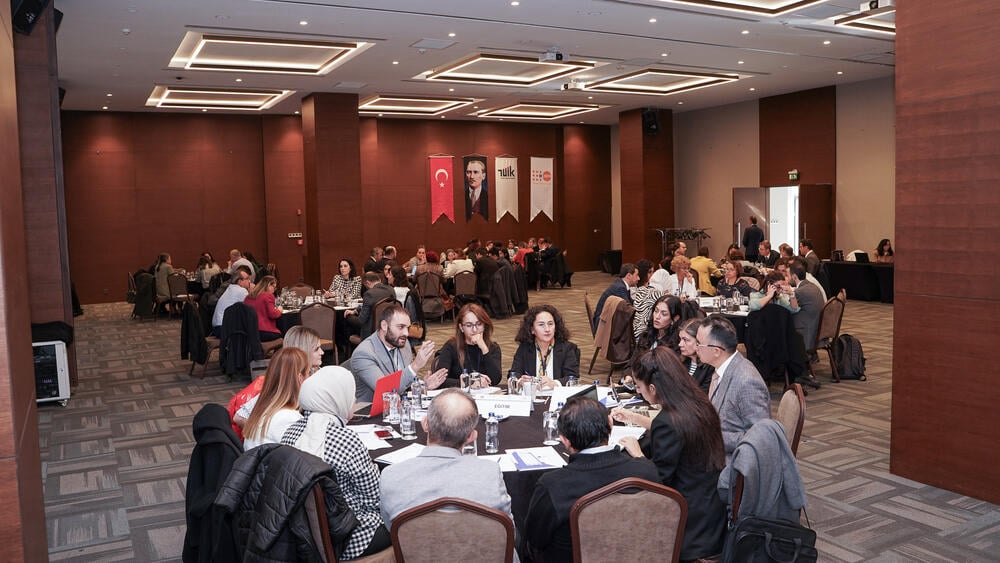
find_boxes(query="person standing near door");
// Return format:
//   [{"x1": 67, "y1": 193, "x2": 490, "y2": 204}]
[{"x1": 742, "y1": 216, "x2": 765, "y2": 263}]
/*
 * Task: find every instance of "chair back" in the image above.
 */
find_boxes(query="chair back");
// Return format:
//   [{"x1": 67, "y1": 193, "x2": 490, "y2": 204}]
[
  {"x1": 371, "y1": 297, "x2": 397, "y2": 334},
  {"x1": 570, "y1": 477, "x2": 687, "y2": 563},
  {"x1": 415, "y1": 271, "x2": 442, "y2": 298},
  {"x1": 583, "y1": 291, "x2": 597, "y2": 337},
  {"x1": 741, "y1": 276, "x2": 761, "y2": 291},
  {"x1": 300, "y1": 303, "x2": 337, "y2": 342},
  {"x1": 813, "y1": 288, "x2": 846, "y2": 350},
  {"x1": 453, "y1": 271, "x2": 477, "y2": 297},
  {"x1": 127, "y1": 271, "x2": 137, "y2": 303},
  {"x1": 168, "y1": 273, "x2": 190, "y2": 298},
  {"x1": 291, "y1": 283, "x2": 315, "y2": 300},
  {"x1": 391, "y1": 497, "x2": 514, "y2": 563},
  {"x1": 775, "y1": 383, "x2": 807, "y2": 456}
]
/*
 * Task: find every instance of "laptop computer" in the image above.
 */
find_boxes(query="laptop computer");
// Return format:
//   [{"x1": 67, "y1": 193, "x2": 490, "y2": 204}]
[
  {"x1": 854, "y1": 251, "x2": 870, "y2": 263},
  {"x1": 359, "y1": 370, "x2": 403, "y2": 418}
]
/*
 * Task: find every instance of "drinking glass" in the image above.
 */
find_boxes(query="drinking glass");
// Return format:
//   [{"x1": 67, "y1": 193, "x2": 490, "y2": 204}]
[
  {"x1": 399, "y1": 400, "x2": 416, "y2": 440},
  {"x1": 461, "y1": 440, "x2": 478, "y2": 456},
  {"x1": 460, "y1": 371, "x2": 473, "y2": 392},
  {"x1": 507, "y1": 376, "x2": 521, "y2": 396},
  {"x1": 542, "y1": 411, "x2": 560, "y2": 445},
  {"x1": 383, "y1": 392, "x2": 401, "y2": 425}
]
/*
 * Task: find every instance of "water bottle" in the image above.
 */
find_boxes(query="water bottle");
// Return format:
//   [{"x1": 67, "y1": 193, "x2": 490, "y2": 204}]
[{"x1": 485, "y1": 412, "x2": 500, "y2": 454}]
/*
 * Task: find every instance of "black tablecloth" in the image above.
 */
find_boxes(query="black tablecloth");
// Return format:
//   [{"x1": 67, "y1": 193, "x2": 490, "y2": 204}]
[
  {"x1": 277, "y1": 310, "x2": 301, "y2": 335},
  {"x1": 824, "y1": 261, "x2": 894, "y2": 303}
]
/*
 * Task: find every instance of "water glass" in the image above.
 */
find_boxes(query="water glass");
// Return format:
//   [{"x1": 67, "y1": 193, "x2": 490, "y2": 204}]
[
  {"x1": 521, "y1": 380, "x2": 535, "y2": 402},
  {"x1": 460, "y1": 371, "x2": 473, "y2": 392},
  {"x1": 399, "y1": 400, "x2": 416, "y2": 440},
  {"x1": 410, "y1": 378, "x2": 425, "y2": 408},
  {"x1": 507, "y1": 376, "x2": 521, "y2": 395},
  {"x1": 565, "y1": 376, "x2": 578, "y2": 387},
  {"x1": 383, "y1": 392, "x2": 401, "y2": 424},
  {"x1": 542, "y1": 411, "x2": 560, "y2": 445}
]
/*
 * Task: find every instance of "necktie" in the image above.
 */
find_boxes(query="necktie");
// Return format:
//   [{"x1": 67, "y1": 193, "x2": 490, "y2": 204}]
[{"x1": 709, "y1": 372, "x2": 720, "y2": 398}]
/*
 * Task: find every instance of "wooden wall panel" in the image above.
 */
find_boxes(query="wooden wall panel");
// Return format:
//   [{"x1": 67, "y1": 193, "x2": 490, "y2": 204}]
[
  {"x1": 619, "y1": 108, "x2": 674, "y2": 263},
  {"x1": 0, "y1": 5, "x2": 48, "y2": 560},
  {"x1": 262, "y1": 116, "x2": 306, "y2": 284},
  {"x1": 759, "y1": 87, "x2": 837, "y2": 187},
  {"x1": 891, "y1": 0, "x2": 1000, "y2": 504},
  {"x1": 563, "y1": 125, "x2": 612, "y2": 271}
]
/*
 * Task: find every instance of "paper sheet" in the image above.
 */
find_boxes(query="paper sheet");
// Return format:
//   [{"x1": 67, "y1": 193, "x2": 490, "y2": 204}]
[
  {"x1": 375, "y1": 443, "x2": 425, "y2": 465},
  {"x1": 478, "y1": 454, "x2": 518, "y2": 472},
  {"x1": 346, "y1": 424, "x2": 397, "y2": 450},
  {"x1": 609, "y1": 426, "x2": 646, "y2": 446},
  {"x1": 505, "y1": 446, "x2": 568, "y2": 471}
]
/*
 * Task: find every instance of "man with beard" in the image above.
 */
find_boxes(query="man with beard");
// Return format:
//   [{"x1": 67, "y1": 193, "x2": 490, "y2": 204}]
[{"x1": 350, "y1": 304, "x2": 448, "y2": 401}]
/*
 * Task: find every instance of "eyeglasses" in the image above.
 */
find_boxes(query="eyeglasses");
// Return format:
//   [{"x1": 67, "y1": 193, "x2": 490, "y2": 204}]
[
  {"x1": 462, "y1": 322, "x2": 484, "y2": 330},
  {"x1": 696, "y1": 343, "x2": 725, "y2": 351}
]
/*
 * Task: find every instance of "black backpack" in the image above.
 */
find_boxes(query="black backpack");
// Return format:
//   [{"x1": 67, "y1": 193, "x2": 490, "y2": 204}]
[
  {"x1": 722, "y1": 515, "x2": 818, "y2": 563},
  {"x1": 833, "y1": 333, "x2": 866, "y2": 380}
]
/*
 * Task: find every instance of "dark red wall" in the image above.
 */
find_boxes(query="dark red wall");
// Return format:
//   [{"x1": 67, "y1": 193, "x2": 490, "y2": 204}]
[
  {"x1": 62, "y1": 112, "x2": 613, "y2": 302},
  {"x1": 759, "y1": 86, "x2": 837, "y2": 187}
]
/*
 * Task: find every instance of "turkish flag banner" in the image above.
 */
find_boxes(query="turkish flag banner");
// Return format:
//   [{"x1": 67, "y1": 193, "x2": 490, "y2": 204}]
[{"x1": 429, "y1": 156, "x2": 454, "y2": 223}]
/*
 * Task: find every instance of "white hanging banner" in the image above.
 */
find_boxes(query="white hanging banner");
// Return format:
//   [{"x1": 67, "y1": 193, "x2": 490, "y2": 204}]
[
  {"x1": 494, "y1": 156, "x2": 518, "y2": 222},
  {"x1": 530, "y1": 157, "x2": 554, "y2": 221}
]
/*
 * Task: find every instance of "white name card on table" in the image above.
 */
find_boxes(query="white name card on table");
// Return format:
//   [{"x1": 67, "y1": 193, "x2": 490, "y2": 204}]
[
  {"x1": 699, "y1": 297, "x2": 715, "y2": 308},
  {"x1": 474, "y1": 394, "x2": 532, "y2": 417}
]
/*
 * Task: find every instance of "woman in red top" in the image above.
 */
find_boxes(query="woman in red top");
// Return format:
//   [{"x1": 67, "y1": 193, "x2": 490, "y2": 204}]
[{"x1": 244, "y1": 275, "x2": 283, "y2": 341}]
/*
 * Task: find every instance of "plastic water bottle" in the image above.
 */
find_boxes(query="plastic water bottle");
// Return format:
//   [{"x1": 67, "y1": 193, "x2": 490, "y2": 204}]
[
  {"x1": 485, "y1": 412, "x2": 500, "y2": 454},
  {"x1": 386, "y1": 388, "x2": 401, "y2": 424}
]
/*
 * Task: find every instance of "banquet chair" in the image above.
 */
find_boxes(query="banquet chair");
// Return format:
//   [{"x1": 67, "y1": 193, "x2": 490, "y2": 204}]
[
  {"x1": 583, "y1": 291, "x2": 597, "y2": 337},
  {"x1": 741, "y1": 276, "x2": 761, "y2": 291},
  {"x1": 415, "y1": 271, "x2": 450, "y2": 323},
  {"x1": 774, "y1": 383, "x2": 807, "y2": 456},
  {"x1": 168, "y1": 273, "x2": 194, "y2": 318},
  {"x1": 391, "y1": 497, "x2": 515, "y2": 563},
  {"x1": 452, "y1": 271, "x2": 480, "y2": 309},
  {"x1": 570, "y1": 477, "x2": 687, "y2": 563},
  {"x1": 809, "y1": 289, "x2": 847, "y2": 382},
  {"x1": 291, "y1": 283, "x2": 315, "y2": 301},
  {"x1": 300, "y1": 303, "x2": 338, "y2": 365},
  {"x1": 304, "y1": 484, "x2": 394, "y2": 563},
  {"x1": 127, "y1": 271, "x2": 137, "y2": 303}
]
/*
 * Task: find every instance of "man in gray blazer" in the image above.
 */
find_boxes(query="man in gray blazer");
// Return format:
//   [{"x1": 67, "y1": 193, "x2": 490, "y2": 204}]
[
  {"x1": 350, "y1": 304, "x2": 447, "y2": 401},
  {"x1": 697, "y1": 316, "x2": 771, "y2": 458},
  {"x1": 790, "y1": 258, "x2": 825, "y2": 354},
  {"x1": 379, "y1": 389, "x2": 513, "y2": 528}
]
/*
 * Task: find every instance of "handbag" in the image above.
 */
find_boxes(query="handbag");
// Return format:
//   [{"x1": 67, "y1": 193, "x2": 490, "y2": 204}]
[
  {"x1": 722, "y1": 516, "x2": 817, "y2": 563},
  {"x1": 408, "y1": 322, "x2": 425, "y2": 340}
]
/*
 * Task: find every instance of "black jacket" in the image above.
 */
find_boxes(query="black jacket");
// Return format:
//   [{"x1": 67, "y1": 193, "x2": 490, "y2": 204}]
[
  {"x1": 133, "y1": 272, "x2": 156, "y2": 318},
  {"x1": 214, "y1": 444, "x2": 359, "y2": 563},
  {"x1": 183, "y1": 404, "x2": 244, "y2": 563},
  {"x1": 220, "y1": 303, "x2": 264, "y2": 378},
  {"x1": 510, "y1": 340, "x2": 581, "y2": 384},
  {"x1": 181, "y1": 301, "x2": 207, "y2": 365},
  {"x1": 746, "y1": 303, "x2": 808, "y2": 384}
]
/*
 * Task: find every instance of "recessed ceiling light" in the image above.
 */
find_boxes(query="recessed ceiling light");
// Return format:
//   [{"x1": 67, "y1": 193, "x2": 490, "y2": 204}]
[
  {"x1": 235, "y1": 78, "x2": 242, "y2": 82},
  {"x1": 440, "y1": 115, "x2": 445, "y2": 118},
  {"x1": 299, "y1": 20, "x2": 308, "y2": 26},
  {"x1": 106, "y1": 93, "x2": 113, "y2": 97},
  {"x1": 741, "y1": 29, "x2": 750, "y2": 35},
  {"x1": 392, "y1": 61, "x2": 399, "y2": 65},
  {"x1": 656, "y1": 0, "x2": 829, "y2": 16},
  {"x1": 202, "y1": 108, "x2": 208, "y2": 112},
  {"x1": 587, "y1": 96, "x2": 593, "y2": 99},
  {"x1": 479, "y1": 102, "x2": 603, "y2": 120},
  {"x1": 448, "y1": 32, "x2": 456, "y2": 38},
  {"x1": 834, "y1": 6, "x2": 895, "y2": 35},
  {"x1": 649, "y1": 18, "x2": 657, "y2": 23},
  {"x1": 359, "y1": 95, "x2": 478, "y2": 116},
  {"x1": 102, "y1": 106, "x2": 108, "y2": 110},
  {"x1": 169, "y1": 32, "x2": 373, "y2": 76},
  {"x1": 294, "y1": 110, "x2": 300, "y2": 114},
  {"x1": 449, "y1": 88, "x2": 455, "y2": 92},
  {"x1": 738, "y1": 60, "x2": 745, "y2": 64},
  {"x1": 510, "y1": 1, "x2": 519, "y2": 5},
  {"x1": 473, "y1": 105, "x2": 479, "y2": 109},
  {"x1": 823, "y1": 40, "x2": 831, "y2": 45},
  {"x1": 660, "y1": 53, "x2": 669, "y2": 57},
  {"x1": 579, "y1": 121, "x2": 584, "y2": 124},
  {"x1": 749, "y1": 87, "x2": 756, "y2": 91},
  {"x1": 146, "y1": 85, "x2": 295, "y2": 111},
  {"x1": 425, "y1": 53, "x2": 594, "y2": 87},
  {"x1": 837, "y1": 71, "x2": 843, "y2": 75},
  {"x1": 677, "y1": 101, "x2": 684, "y2": 105},
  {"x1": 584, "y1": 68, "x2": 739, "y2": 96}
]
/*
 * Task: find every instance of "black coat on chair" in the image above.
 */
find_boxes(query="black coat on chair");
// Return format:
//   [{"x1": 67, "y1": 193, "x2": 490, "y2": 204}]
[{"x1": 746, "y1": 304, "x2": 808, "y2": 387}]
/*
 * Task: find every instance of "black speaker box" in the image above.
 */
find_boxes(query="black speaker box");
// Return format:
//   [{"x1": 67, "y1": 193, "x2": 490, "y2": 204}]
[
  {"x1": 12, "y1": 0, "x2": 51, "y2": 35},
  {"x1": 642, "y1": 109, "x2": 659, "y2": 135}
]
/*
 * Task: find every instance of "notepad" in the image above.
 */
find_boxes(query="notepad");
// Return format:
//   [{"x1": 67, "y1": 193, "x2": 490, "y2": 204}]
[{"x1": 506, "y1": 446, "x2": 567, "y2": 471}]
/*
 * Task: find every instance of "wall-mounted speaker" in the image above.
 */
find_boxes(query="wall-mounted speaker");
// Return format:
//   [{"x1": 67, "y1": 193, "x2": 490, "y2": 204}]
[
  {"x1": 12, "y1": 0, "x2": 51, "y2": 35},
  {"x1": 641, "y1": 109, "x2": 659, "y2": 136}
]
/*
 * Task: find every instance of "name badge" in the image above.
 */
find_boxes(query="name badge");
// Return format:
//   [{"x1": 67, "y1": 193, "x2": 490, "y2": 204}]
[{"x1": 475, "y1": 395, "x2": 532, "y2": 417}]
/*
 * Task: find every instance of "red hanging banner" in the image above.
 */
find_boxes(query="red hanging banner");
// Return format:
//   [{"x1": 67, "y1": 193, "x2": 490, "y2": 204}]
[{"x1": 429, "y1": 155, "x2": 455, "y2": 224}]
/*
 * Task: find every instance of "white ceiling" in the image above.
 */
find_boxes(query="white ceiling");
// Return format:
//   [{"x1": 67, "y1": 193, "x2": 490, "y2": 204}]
[{"x1": 52, "y1": 0, "x2": 895, "y2": 124}]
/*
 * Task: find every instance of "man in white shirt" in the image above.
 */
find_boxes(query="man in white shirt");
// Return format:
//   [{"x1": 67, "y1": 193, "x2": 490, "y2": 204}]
[
  {"x1": 227, "y1": 249, "x2": 255, "y2": 279},
  {"x1": 379, "y1": 389, "x2": 513, "y2": 528},
  {"x1": 696, "y1": 316, "x2": 770, "y2": 458},
  {"x1": 211, "y1": 266, "x2": 253, "y2": 336}
]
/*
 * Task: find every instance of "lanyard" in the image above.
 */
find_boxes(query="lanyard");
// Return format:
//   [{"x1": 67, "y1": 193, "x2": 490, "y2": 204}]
[
  {"x1": 536, "y1": 343, "x2": 553, "y2": 379},
  {"x1": 383, "y1": 343, "x2": 398, "y2": 372}
]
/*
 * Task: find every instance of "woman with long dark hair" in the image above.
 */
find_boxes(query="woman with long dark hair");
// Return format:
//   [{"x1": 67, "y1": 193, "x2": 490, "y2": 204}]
[
  {"x1": 510, "y1": 304, "x2": 580, "y2": 388},
  {"x1": 875, "y1": 238, "x2": 894, "y2": 263},
  {"x1": 612, "y1": 348, "x2": 726, "y2": 561},
  {"x1": 433, "y1": 303, "x2": 502, "y2": 387},
  {"x1": 325, "y1": 257, "x2": 362, "y2": 301},
  {"x1": 635, "y1": 295, "x2": 682, "y2": 355}
]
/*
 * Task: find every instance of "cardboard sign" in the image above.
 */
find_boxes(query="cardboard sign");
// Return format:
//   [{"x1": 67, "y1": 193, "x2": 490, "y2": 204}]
[{"x1": 475, "y1": 394, "x2": 532, "y2": 417}]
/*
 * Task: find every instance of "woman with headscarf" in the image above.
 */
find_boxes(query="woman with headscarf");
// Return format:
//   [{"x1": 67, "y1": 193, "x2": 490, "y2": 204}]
[{"x1": 280, "y1": 366, "x2": 391, "y2": 560}]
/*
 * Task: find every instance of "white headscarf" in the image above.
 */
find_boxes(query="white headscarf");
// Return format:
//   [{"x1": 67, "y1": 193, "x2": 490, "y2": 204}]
[{"x1": 293, "y1": 366, "x2": 356, "y2": 457}]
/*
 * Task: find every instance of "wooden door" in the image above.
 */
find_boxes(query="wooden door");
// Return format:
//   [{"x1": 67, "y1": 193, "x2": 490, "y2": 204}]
[{"x1": 798, "y1": 183, "x2": 834, "y2": 259}]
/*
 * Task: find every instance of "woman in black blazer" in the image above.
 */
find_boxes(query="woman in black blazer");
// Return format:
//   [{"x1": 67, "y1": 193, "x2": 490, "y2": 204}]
[
  {"x1": 612, "y1": 348, "x2": 727, "y2": 561},
  {"x1": 510, "y1": 304, "x2": 580, "y2": 388}
]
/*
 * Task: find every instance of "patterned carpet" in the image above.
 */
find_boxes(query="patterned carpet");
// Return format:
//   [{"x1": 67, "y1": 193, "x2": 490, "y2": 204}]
[{"x1": 39, "y1": 271, "x2": 1000, "y2": 562}]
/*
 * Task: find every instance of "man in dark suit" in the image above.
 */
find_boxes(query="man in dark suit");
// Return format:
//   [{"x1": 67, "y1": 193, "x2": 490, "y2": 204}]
[
  {"x1": 742, "y1": 215, "x2": 765, "y2": 262},
  {"x1": 758, "y1": 240, "x2": 781, "y2": 268},
  {"x1": 472, "y1": 247, "x2": 499, "y2": 296},
  {"x1": 799, "y1": 238, "x2": 820, "y2": 275},
  {"x1": 363, "y1": 246, "x2": 384, "y2": 273},
  {"x1": 524, "y1": 397, "x2": 659, "y2": 563},
  {"x1": 464, "y1": 158, "x2": 488, "y2": 220},
  {"x1": 592, "y1": 263, "x2": 638, "y2": 329},
  {"x1": 697, "y1": 316, "x2": 770, "y2": 459},
  {"x1": 345, "y1": 271, "x2": 395, "y2": 339}
]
